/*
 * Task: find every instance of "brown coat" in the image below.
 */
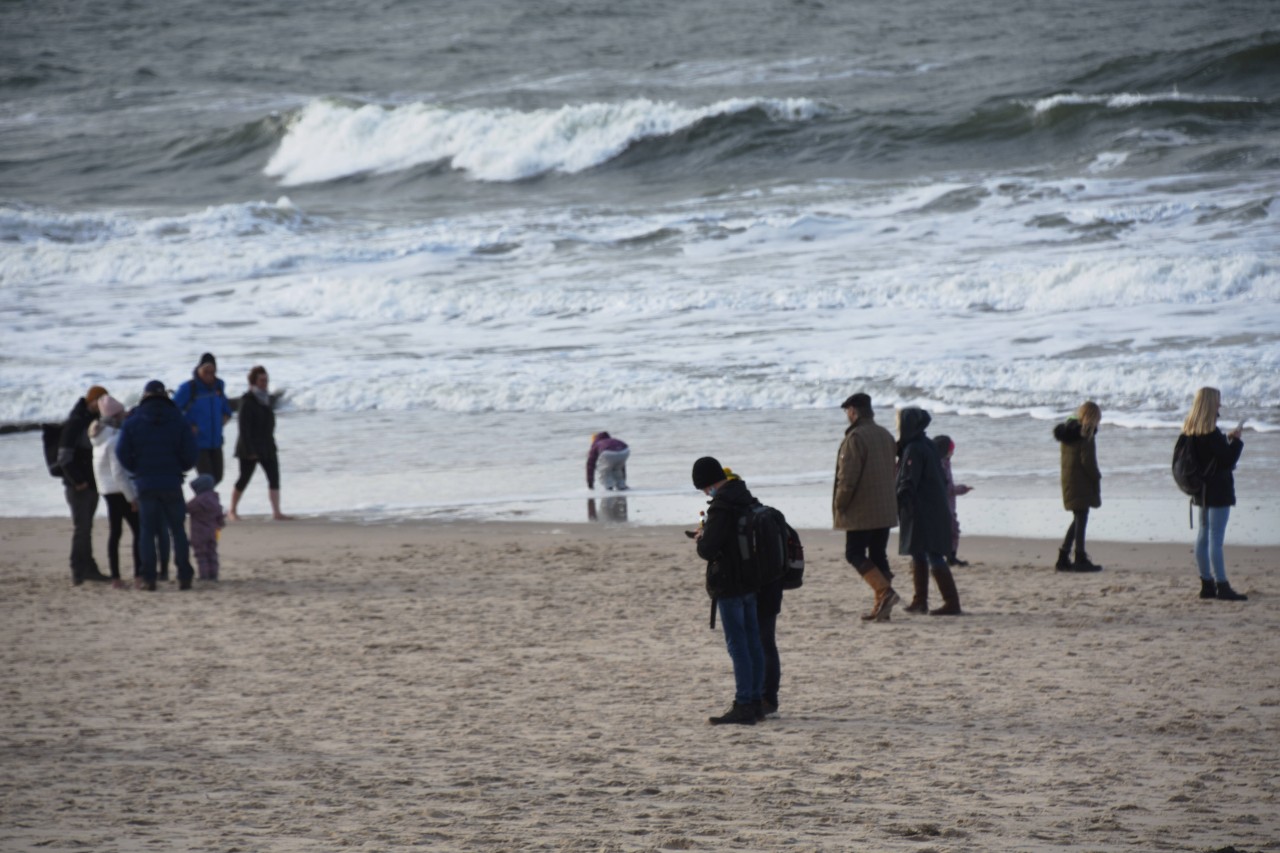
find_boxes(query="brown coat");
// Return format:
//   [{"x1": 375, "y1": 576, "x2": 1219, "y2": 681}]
[{"x1": 833, "y1": 417, "x2": 899, "y2": 531}]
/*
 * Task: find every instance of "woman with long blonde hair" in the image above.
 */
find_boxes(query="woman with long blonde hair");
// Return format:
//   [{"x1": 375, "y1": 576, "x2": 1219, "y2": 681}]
[
  {"x1": 1052, "y1": 401, "x2": 1103, "y2": 571},
  {"x1": 1182, "y1": 387, "x2": 1247, "y2": 601}
]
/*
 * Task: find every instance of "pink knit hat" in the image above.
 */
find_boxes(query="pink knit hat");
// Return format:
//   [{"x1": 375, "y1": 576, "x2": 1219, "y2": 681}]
[{"x1": 98, "y1": 395, "x2": 125, "y2": 420}]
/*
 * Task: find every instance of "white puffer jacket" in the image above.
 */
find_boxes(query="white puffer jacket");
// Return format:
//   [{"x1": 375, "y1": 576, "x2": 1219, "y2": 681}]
[{"x1": 91, "y1": 422, "x2": 137, "y2": 502}]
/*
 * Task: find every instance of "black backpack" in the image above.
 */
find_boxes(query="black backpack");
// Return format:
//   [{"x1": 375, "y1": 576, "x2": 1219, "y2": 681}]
[
  {"x1": 1172, "y1": 434, "x2": 1217, "y2": 528},
  {"x1": 708, "y1": 504, "x2": 805, "y2": 628},
  {"x1": 1171, "y1": 434, "x2": 1206, "y2": 497},
  {"x1": 42, "y1": 422, "x2": 65, "y2": 478}
]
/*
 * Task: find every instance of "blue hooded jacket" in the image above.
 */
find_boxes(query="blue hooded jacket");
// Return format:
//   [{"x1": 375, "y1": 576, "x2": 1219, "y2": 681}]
[
  {"x1": 116, "y1": 395, "x2": 199, "y2": 492},
  {"x1": 172, "y1": 371, "x2": 233, "y2": 450}
]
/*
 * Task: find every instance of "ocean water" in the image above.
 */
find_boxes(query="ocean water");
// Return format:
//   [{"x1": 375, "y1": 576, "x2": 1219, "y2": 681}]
[{"x1": 2, "y1": 0, "x2": 1278, "y2": 540}]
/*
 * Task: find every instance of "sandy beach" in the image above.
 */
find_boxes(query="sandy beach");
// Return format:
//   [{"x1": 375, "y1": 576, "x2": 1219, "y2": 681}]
[{"x1": 1, "y1": 516, "x2": 1276, "y2": 852}]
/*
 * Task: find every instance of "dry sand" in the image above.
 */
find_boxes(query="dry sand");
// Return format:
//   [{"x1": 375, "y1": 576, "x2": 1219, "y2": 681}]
[{"x1": 1, "y1": 516, "x2": 1277, "y2": 852}]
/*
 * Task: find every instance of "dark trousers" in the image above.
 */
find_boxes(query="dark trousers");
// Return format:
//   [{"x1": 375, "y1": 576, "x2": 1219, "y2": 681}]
[
  {"x1": 756, "y1": 582, "x2": 783, "y2": 705},
  {"x1": 235, "y1": 455, "x2": 280, "y2": 491},
  {"x1": 845, "y1": 528, "x2": 892, "y2": 579},
  {"x1": 196, "y1": 448, "x2": 224, "y2": 485},
  {"x1": 104, "y1": 492, "x2": 140, "y2": 579},
  {"x1": 138, "y1": 490, "x2": 193, "y2": 585},
  {"x1": 64, "y1": 484, "x2": 99, "y2": 581},
  {"x1": 1061, "y1": 509, "x2": 1089, "y2": 557}
]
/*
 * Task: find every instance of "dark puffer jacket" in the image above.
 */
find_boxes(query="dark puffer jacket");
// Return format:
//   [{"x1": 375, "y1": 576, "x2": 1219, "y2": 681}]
[
  {"x1": 116, "y1": 395, "x2": 199, "y2": 493},
  {"x1": 696, "y1": 478, "x2": 761, "y2": 599},
  {"x1": 1189, "y1": 430, "x2": 1244, "y2": 508},
  {"x1": 234, "y1": 391, "x2": 277, "y2": 460},
  {"x1": 895, "y1": 408, "x2": 951, "y2": 556},
  {"x1": 1054, "y1": 418, "x2": 1101, "y2": 511},
  {"x1": 56, "y1": 397, "x2": 98, "y2": 489}
]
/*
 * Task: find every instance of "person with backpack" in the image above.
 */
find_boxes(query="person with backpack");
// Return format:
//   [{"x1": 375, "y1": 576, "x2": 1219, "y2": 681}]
[
  {"x1": 1181, "y1": 387, "x2": 1247, "y2": 601},
  {"x1": 1052, "y1": 401, "x2": 1104, "y2": 572},
  {"x1": 172, "y1": 353, "x2": 233, "y2": 484},
  {"x1": 55, "y1": 384, "x2": 111, "y2": 585},
  {"x1": 896, "y1": 407, "x2": 962, "y2": 615},
  {"x1": 692, "y1": 456, "x2": 767, "y2": 726},
  {"x1": 832, "y1": 392, "x2": 900, "y2": 622},
  {"x1": 116, "y1": 380, "x2": 199, "y2": 591}
]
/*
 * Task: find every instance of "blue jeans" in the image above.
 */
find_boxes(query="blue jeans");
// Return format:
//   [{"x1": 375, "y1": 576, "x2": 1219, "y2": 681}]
[
  {"x1": 1195, "y1": 505, "x2": 1231, "y2": 582},
  {"x1": 717, "y1": 593, "x2": 765, "y2": 705},
  {"x1": 138, "y1": 490, "x2": 194, "y2": 585}
]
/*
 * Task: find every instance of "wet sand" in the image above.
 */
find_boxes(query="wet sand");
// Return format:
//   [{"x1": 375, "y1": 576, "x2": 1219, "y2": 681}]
[{"x1": 2, "y1": 517, "x2": 1277, "y2": 851}]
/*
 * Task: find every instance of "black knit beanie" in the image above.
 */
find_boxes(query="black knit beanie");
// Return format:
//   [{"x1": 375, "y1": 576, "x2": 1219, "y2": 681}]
[{"x1": 691, "y1": 456, "x2": 726, "y2": 490}]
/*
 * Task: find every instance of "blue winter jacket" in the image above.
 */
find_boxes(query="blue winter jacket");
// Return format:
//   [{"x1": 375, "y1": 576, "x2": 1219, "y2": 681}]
[
  {"x1": 172, "y1": 373, "x2": 233, "y2": 450},
  {"x1": 116, "y1": 395, "x2": 198, "y2": 492}
]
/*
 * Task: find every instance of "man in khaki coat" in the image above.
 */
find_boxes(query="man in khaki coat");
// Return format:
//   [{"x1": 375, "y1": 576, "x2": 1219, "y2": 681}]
[{"x1": 833, "y1": 393, "x2": 901, "y2": 621}]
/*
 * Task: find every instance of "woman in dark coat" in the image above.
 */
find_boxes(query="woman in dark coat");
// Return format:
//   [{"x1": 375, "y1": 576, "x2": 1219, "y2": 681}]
[
  {"x1": 229, "y1": 365, "x2": 291, "y2": 521},
  {"x1": 896, "y1": 407, "x2": 961, "y2": 615},
  {"x1": 1053, "y1": 401, "x2": 1102, "y2": 572},
  {"x1": 1182, "y1": 387, "x2": 1247, "y2": 601}
]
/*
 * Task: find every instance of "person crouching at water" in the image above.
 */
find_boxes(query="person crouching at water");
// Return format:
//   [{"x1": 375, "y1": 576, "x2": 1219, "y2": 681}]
[
  {"x1": 586, "y1": 431, "x2": 630, "y2": 491},
  {"x1": 1182, "y1": 387, "x2": 1247, "y2": 601},
  {"x1": 1053, "y1": 401, "x2": 1103, "y2": 572},
  {"x1": 896, "y1": 407, "x2": 962, "y2": 615},
  {"x1": 692, "y1": 456, "x2": 766, "y2": 725}
]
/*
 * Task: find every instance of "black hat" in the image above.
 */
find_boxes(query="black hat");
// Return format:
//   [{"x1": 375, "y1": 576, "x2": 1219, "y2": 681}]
[
  {"x1": 143, "y1": 380, "x2": 167, "y2": 397},
  {"x1": 841, "y1": 392, "x2": 872, "y2": 410},
  {"x1": 691, "y1": 456, "x2": 726, "y2": 490},
  {"x1": 198, "y1": 352, "x2": 217, "y2": 369}
]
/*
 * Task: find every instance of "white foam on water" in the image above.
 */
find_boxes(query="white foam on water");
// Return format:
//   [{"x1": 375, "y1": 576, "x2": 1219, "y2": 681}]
[
  {"x1": 263, "y1": 96, "x2": 828, "y2": 185},
  {"x1": 1027, "y1": 91, "x2": 1259, "y2": 115}
]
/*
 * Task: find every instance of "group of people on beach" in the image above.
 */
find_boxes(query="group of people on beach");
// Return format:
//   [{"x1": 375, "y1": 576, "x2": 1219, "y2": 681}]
[
  {"x1": 690, "y1": 387, "x2": 1249, "y2": 726},
  {"x1": 52, "y1": 354, "x2": 288, "y2": 590}
]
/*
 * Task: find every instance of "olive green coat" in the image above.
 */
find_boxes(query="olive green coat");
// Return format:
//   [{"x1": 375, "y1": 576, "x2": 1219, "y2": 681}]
[{"x1": 1054, "y1": 419, "x2": 1101, "y2": 511}]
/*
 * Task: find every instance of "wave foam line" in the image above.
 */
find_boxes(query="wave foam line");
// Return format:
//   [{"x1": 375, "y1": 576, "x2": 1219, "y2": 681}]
[
  {"x1": 1027, "y1": 90, "x2": 1258, "y2": 115},
  {"x1": 264, "y1": 96, "x2": 827, "y2": 186}
]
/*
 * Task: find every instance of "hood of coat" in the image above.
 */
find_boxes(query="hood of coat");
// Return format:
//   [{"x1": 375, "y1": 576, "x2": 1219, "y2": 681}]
[
  {"x1": 707, "y1": 477, "x2": 756, "y2": 510},
  {"x1": 897, "y1": 407, "x2": 932, "y2": 447},
  {"x1": 136, "y1": 393, "x2": 180, "y2": 423},
  {"x1": 1053, "y1": 418, "x2": 1085, "y2": 444}
]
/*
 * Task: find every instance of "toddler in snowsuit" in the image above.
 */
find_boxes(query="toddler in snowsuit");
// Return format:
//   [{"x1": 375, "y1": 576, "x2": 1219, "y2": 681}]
[{"x1": 187, "y1": 474, "x2": 226, "y2": 580}]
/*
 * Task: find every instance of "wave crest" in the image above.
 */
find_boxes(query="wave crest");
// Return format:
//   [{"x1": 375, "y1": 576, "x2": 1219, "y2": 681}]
[{"x1": 263, "y1": 96, "x2": 828, "y2": 186}]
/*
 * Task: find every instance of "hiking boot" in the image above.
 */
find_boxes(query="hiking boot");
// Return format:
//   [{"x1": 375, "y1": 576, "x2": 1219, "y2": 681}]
[
  {"x1": 761, "y1": 698, "x2": 779, "y2": 716},
  {"x1": 1215, "y1": 582, "x2": 1248, "y2": 602},
  {"x1": 1055, "y1": 549, "x2": 1073, "y2": 571},
  {"x1": 708, "y1": 702, "x2": 757, "y2": 726},
  {"x1": 1199, "y1": 578, "x2": 1217, "y2": 599},
  {"x1": 1072, "y1": 554, "x2": 1103, "y2": 572}
]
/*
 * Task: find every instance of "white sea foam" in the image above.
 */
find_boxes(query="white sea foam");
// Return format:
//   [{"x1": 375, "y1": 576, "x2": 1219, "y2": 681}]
[
  {"x1": 264, "y1": 96, "x2": 828, "y2": 185},
  {"x1": 1027, "y1": 91, "x2": 1258, "y2": 115}
]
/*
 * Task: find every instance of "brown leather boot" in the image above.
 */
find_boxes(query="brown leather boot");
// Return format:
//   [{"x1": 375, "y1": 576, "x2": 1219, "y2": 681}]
[
  {"x1": 859, "y1": 564, "x2": 901, "y2": 622},
  {"x1": 903, "y1": 557, "x2": 930, "y2": 614},
  {"x1": 929, "y1": 561, "x2": 963, "y2": 616}
]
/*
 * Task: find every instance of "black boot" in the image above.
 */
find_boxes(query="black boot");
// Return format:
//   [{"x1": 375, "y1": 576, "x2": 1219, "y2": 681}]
[
  {"x1": 904, "y1": 558, "x2": 930, "y2": 614},
  {"x1": 708, "y1": 702, "x2": 757, "y2": 726},
  {"x1": 947, "y1": 552, "x2": 969, "y2": 567},
  {"x1": 1071, "y1": 553, "x2": 1103, "y2": 572},
  {"x1": 1215, "y1": 582, "x2": 1248, "y2": 601},
  {"x1": 1055, "y1": 549, "x2": 1072, "y2": 571},
  {"x1": 1199, "y1": 578, "x2": 1216, "y2": 599},
  {"x1": 929, "y1": 562, "x2": 962, "y2": 616}
]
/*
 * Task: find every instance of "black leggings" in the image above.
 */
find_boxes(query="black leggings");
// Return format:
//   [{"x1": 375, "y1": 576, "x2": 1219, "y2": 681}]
[
  {"x1": 1062, "y1": 509, "x2": 1089, "y2": 558},
  {"x1": 104, "y1": 492, "x2": 140, "y2": 579},
  {"x1": 235, "y1": 456, "x2": 280, "y2": 492},
  {"x1": 845, "y1": 528, "x2": 893, "y2": 579}
]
